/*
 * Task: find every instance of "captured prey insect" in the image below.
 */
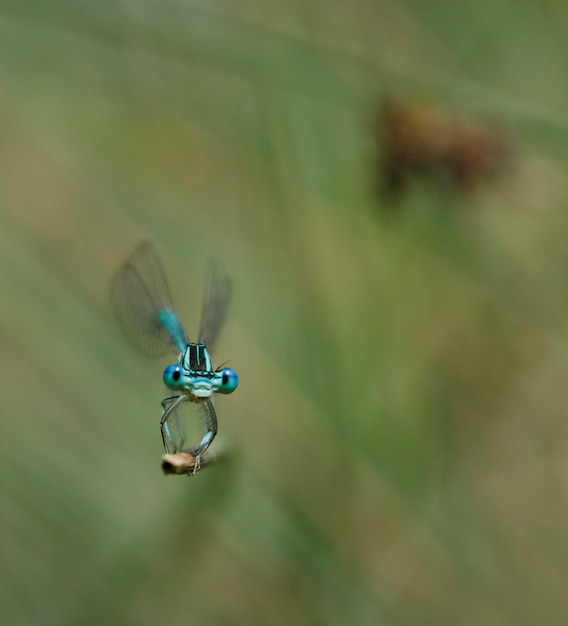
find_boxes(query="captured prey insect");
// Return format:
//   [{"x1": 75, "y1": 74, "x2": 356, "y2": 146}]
[{"x1": 111, "y1": 242, "x2": 238, "y2": 470}]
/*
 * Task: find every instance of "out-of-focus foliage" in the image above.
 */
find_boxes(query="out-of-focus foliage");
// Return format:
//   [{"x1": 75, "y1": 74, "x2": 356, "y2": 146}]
[{"x1": 2, "y1": 1, "x2": 568, "y2": 625}]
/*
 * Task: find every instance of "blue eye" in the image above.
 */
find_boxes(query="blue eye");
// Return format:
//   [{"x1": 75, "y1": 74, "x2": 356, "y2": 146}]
[
  {"x1": 219, "y1": 367, "x2": 238, "y2": 394},
  {"x1": 163, "y1": 364, "x2": 183, "y2": 389}
]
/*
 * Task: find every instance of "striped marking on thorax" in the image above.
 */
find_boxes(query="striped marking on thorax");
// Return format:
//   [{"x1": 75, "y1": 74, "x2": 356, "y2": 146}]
[{"x1": 182, "y1": 343, "x2": 213, "y2": 373}]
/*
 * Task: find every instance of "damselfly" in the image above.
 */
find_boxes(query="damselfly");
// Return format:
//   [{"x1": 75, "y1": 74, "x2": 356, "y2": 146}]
[{"x1": 111, "y1": 242, "x2": 238, "y2": 468}]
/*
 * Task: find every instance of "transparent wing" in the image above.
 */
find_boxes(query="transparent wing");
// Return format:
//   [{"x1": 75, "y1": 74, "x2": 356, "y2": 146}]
[
  {"x1": 111, "y1": 242, "x2": 189, "y2": 356},
  {"x1": 198, "y1": 259, "x2": 233, "y2": 354},
  {"x1": 162, "y1": 397, "x2": 218, "y2": 456}
]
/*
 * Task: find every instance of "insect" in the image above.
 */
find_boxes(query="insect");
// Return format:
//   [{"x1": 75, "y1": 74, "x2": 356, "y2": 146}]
[
  {"x1": 161, "y1": 451, "x2": 202, "y2": 475},
  {"x1": 111, "y1": 242, "x2": 238, "y2": 471},
  {"x1": 161, "y1": 450, "x2": 218, "y2": 475}
]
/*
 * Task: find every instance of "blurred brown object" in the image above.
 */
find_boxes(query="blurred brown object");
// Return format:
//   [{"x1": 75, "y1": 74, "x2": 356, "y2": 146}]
[
  {"x1": 379, "y1": 97, "x2": 511, "y2": 196},
  {"x1": 161, "y1": 450, "x2": 217, "y2": 476}
]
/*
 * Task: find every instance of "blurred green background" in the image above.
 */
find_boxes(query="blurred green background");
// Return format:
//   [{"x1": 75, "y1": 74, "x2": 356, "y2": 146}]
[{"x1": 3, "y1": 1, "x2": 568, "y2": 625}]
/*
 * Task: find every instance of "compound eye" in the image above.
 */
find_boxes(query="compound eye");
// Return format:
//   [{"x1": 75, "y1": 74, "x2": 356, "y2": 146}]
[
  {"x1": 163, "y1": 364, "x2": 183, "y2": 389},
  {"x1": 219, "y1": 367, "x2": 239, "y2": 394}
]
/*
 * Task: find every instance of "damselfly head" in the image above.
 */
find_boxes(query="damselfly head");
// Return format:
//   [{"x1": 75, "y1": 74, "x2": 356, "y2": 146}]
[{"x1": 163, "y1": 362, "x2": 238, "y2": 396}]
